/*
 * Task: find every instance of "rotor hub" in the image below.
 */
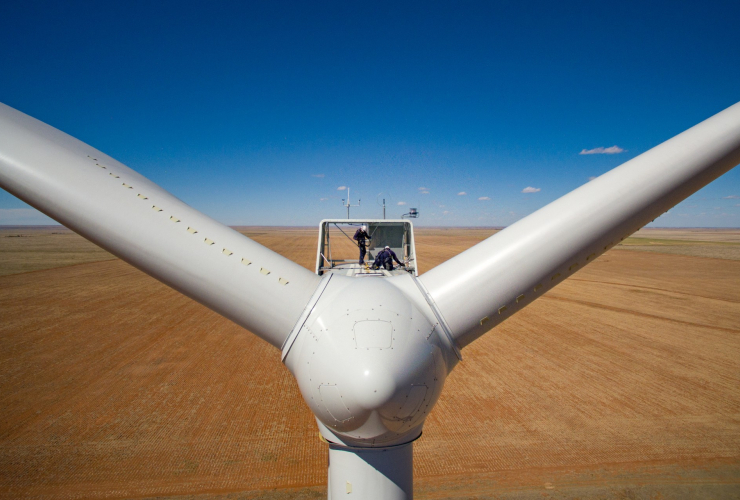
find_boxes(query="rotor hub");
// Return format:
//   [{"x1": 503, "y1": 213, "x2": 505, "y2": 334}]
[{"x1": 283, "y1": 275, "x2": 454, "y2": 447}]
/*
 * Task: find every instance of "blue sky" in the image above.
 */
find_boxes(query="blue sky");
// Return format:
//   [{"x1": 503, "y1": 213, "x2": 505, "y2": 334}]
[{"x1": 1, "y1": 1, "x2": 739, "y2": 227}]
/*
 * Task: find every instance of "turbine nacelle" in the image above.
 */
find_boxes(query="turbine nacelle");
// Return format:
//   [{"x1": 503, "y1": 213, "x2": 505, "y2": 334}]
[{"x1": 283, "y1": 274, "x2": 458, "y2": 447}]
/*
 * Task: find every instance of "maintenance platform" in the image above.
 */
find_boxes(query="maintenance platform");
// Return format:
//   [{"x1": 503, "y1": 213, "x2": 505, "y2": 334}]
[{"x1": 315, "y1": 219, "x2": 417, "y2": 277}]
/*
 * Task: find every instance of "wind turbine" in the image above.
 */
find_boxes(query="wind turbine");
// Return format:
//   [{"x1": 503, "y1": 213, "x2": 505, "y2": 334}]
[{"x1": 1, "y1": 102, "x2": 739, "y2": 499}]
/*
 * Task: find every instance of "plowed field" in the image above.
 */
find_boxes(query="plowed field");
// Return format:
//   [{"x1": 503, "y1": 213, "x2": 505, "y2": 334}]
[{"x1": 1, "y1": 227, "x2": 739, "y2": 499}]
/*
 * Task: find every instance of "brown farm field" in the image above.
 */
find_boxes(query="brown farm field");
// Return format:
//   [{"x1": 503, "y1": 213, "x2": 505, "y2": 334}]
[{"x1": 1, "y1": 226, "x2": 739, "y2": 499}]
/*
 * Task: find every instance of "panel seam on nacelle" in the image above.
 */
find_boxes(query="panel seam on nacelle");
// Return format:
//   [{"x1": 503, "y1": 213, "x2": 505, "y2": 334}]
[
  {"x1": 411, "y1": 276, "x2": 462, "y2": 360},
  {"x1": 281, "y1": 273, "x2": 334, "y2": 361}
]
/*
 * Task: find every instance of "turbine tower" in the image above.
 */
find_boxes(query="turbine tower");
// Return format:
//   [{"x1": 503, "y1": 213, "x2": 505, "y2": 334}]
[{"x1": 1, "y1": 102, "x2": 739, "y2": 499}]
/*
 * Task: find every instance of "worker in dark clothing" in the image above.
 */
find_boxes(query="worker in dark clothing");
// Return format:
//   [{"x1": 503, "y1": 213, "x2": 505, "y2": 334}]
[
  {"x1": 372, "y1": 245, "x2": 404, "y2": 271},
  {"x1": 353, "y1": 225, "x2": 372, "y2": 265}
]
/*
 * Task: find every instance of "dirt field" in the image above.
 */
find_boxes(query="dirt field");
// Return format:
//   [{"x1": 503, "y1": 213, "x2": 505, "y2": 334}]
[
  {"x1": 618, "y1": 228, "x2": 740, "y2": 261},
  {"x1": 0, "y1": 226, "x2": 116, "y2": 276},
  {"x1": 1, "y1": 226, "x2": 739, "y2": 499}
]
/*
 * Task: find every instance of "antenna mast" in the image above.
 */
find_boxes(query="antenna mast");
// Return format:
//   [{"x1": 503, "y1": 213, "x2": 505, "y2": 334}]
[
  {"x1": 377, "y1": 193, "x2": 388, "y2": 219},
  {"x1": 341, "y1": 188, "x2": 360, "y2": 219}
]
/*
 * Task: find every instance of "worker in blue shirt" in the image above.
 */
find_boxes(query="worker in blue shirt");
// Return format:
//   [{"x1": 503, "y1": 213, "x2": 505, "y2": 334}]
[
  {"x1": 353, "y1": 225, "x2": 372, "y2": 265},
  {"x1": 372, "y1": 246, "x2": 404, "y2": 271}
]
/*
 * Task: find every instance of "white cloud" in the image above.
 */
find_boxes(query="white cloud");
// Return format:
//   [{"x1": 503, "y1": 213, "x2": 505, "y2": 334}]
[
  {"x1": 0, "y1": 208, "x2": 55, "y2": 224},
  {"x1": 337, "y1": 186, "x2": 347, "y2": 191},
  {"x1": 723, "y1": 195, "x2": 739, "y2": 199},
  {"x1": 457, "y1": 191, "x2": 467, "y2": 196},
  {"x1": 478, "y1": 196, "x2": 490, "y2": 201},
  {"x1": 579, "y1": 145, "x2": 625, "y2": 155},
  {"x1": 397, "y1": 201, "x2": 407, "y2": 206},
  {"x1": 521, "y1": 186, "x2": 541, "y2": 193},
  {"x1": 312, "y1": 174, "x2": 325, "y2": 178},
  {"x1": 418, "y1": 187, "x2": 428, "y2": 190},
  {"x1": 319, "y1": 197, "x2": 328, "y2": 201},
  {"x1": 443, "y1": 210, "x2": 450, "y2": 215},
  {"x1": 420, "y1": 190, "x2": 430, "y2": 195}
]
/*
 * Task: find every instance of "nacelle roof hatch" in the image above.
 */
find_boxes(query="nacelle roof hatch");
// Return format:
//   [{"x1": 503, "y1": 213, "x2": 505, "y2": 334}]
[{"x1": 316, "y1": 219, "x2": 418, "y2": 277}]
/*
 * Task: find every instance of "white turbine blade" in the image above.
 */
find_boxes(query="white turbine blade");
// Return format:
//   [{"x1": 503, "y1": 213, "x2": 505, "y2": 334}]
[
  {"x1": 420, "y1": 103, "x2": 740, "y2": 349},
  {"x1": 0, "y1": 103, "x2": 321, "y2": 348}
]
